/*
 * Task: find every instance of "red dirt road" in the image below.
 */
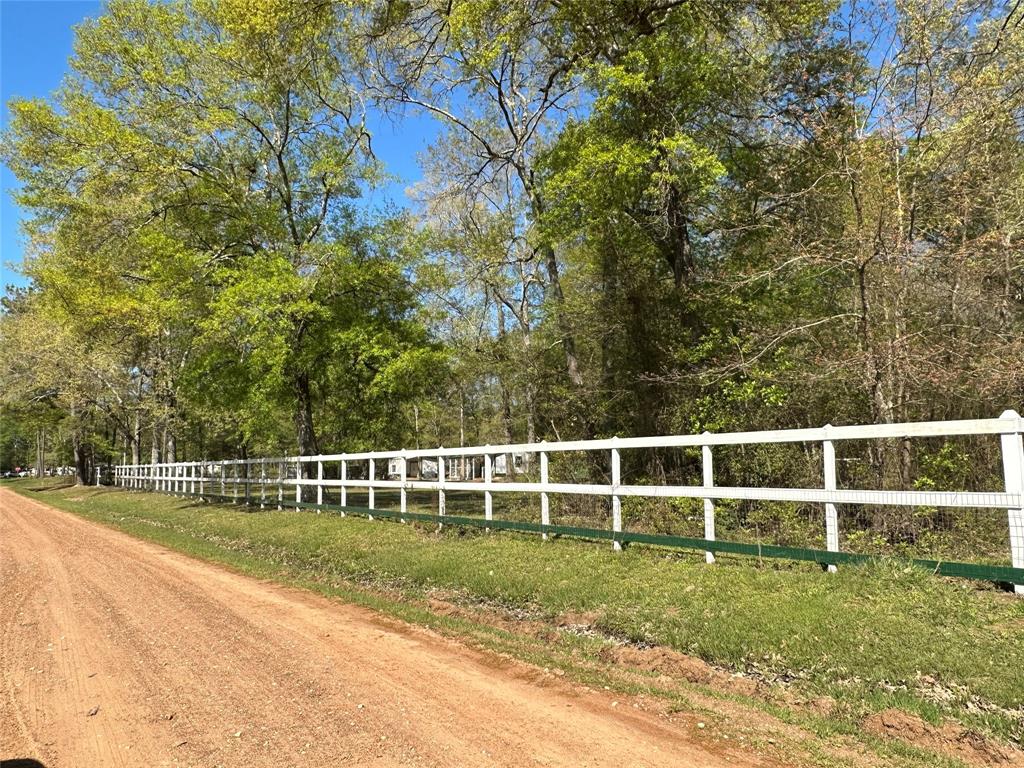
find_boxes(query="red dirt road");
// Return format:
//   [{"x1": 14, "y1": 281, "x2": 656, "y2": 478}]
[{"x1": 0, "y1": 488, "x2": 779, "y2": 767}]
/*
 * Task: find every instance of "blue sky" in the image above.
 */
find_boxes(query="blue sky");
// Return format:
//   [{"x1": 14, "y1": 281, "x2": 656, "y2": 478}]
[
  {"x1": 2, "y1": 0, "x2": 99, "y2": 290},
  {"x1": 0, "y1": 0, "x2": 439, "y2": 292}
]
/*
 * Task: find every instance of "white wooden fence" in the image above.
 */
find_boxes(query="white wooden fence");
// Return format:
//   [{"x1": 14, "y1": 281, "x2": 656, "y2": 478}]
[{"x1": 115, "y1": 410, "x2": 1024, "y2": 591}]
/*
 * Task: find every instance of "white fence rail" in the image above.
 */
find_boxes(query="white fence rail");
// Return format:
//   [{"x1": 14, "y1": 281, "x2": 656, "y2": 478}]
[{"x1": 116, "y1": 410, "x2": 1024, "y2": 591}]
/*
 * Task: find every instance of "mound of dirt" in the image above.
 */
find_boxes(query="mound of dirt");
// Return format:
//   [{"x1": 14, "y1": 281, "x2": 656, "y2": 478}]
[
  {"x1": 863, "y1": 709, "x2": 1023, "y2": 767},
  {"x1": 604, "y1": 645, "x2": 717, "y2": 683},
  {"x1": 555, "y1": 610, "x2": 602, "y2": 628},
  {"x1": 598, "y1": 645, "x2": 760, "y2": 697}
]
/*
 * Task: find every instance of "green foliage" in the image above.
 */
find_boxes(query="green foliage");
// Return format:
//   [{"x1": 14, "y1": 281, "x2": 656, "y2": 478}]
[
  {"x1": 2, "y1": 0, "x2": 1022, "y2": 552},
  {"x1": 914, "y1": 443, "x2": 972, "y2": 493}
]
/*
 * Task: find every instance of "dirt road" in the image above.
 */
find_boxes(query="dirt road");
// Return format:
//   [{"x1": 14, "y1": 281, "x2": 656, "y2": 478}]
[{"x1": 0, "y1": 487, "x2": 778, "y2": 768}]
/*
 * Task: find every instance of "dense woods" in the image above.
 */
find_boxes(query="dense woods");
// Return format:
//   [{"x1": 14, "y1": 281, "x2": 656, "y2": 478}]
[{"x1": 1, "y1": 0, "x2": 1021, "y2": 543}]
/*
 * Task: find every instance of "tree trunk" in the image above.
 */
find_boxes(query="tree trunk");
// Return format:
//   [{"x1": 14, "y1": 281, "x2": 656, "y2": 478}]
[
  {"x1": 293, "y1": 372, "x2": 317, "y2": 500},
  {"x1": 540, "y1": 242, "x2": 584, "y2": 388},
  {"x1": 164, "y1": 428, "x2": 177, "y2": 464},
  {"x1": 151, "y1": 423, "x2": 161, "y2": 465},
  {"x1": 131, "y1": 411, "x2": 141, "y2": 465},
  {"x1": 35, "y1": 427, "x2": 45, "y2": 480},
  {"x1": 526, "y1": 185, "x2": 584, "y2": 390},
  {"x1": 501, "y1": 380, "x2": 513, "y2": 476},
  {"x1": 73, "y1": 429, "x2": 89, "y2": 486},
  {"x1": 664, "y1": 183, "x2": 693, "y2": 288},
  {"x1": 294, "y1": 372, "x2": 317, "y2": 457}
]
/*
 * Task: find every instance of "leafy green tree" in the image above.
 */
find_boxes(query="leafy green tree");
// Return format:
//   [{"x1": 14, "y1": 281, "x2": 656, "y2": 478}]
[{"x1": 4, "y1": 0, "x2": 440, "y2": 464}]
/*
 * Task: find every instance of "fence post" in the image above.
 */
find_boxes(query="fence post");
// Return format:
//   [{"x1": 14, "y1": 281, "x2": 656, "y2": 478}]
[
  {"x1": 702, "y1": 437, "x2": 716, "y2": 564},
  {"x1": 316, "y1": 460, "x2": 324, "y2": 511},
  {"x1": 400, "y1": 453, "x2": 407, "y2": 523},
  {"x1": 368, "y1": 458, "x2": 375, "y2": 518},
  {"x1": 220, "y1": 461, "x2": 226, "y2": 498},
  {"x1": 260, "y1": 461, "x2": 267, "y2": 509},
  {"x1": 294, "y1": 459, "x2": 301, "y2": 511},
  {"x1": 199, "y1": 462, "x2": 205, "y2": 501},
  {"x1": 611, "y1": 440, "x2": 622, "y2": 552},
  {"x1": 540, "y1": 446, "x2": 550, "y2": 540},
  {"x1": 190, "y1": 463, "x2": 196, "y2": 496},
  {"x1": 484, "y1": 449, "x2": 493, "y2": 527},
  {"x1": 999, "y1": 409, "x2": 1024, "y2": 595},
  {"x1": 94, "y1": 466, "x2": 100, "y2": 487},
  {"x1": 823, "y1": 424, "x2": 839, "y2": 573},
  {"x1": 437, "y1": 450, "x2": 446, "y2": 527},
  {"x1": 340, "y1": 459, "x2": 347, "y2": 514},
  {"x1": 276, "y1": 460, "x2": 283, "y2": 510}
]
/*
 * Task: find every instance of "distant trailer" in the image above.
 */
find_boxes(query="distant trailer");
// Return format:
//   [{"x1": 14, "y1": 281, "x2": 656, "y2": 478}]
[{"x1": 386, "y1": 452, "x2": 529, "y2": 481}]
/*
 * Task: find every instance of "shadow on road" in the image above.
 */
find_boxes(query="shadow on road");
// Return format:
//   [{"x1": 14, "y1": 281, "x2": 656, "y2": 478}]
[{"x1": 3, "y1": 760, "x2": 47, "y2": 767}]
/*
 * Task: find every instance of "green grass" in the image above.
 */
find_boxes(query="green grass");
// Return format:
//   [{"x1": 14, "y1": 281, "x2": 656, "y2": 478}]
[{"x1": 7, "y1": 480, "x2": 1023, "y2": 762}]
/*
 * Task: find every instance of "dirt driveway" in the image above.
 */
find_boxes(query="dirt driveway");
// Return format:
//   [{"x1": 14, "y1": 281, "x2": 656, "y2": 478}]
[{"x1": 0, "y1": 487, "x2": 781, "y2": 767}]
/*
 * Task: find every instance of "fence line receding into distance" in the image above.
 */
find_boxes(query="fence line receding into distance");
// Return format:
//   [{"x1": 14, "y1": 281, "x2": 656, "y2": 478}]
[{"x1": 114, "y1": 410, "x2": 1024, "y2": 592}]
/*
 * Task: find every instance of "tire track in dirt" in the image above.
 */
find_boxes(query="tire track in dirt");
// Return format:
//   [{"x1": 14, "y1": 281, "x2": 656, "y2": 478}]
[{"x1": 0, "y1": 487, "x2": 784, "y2": 767}]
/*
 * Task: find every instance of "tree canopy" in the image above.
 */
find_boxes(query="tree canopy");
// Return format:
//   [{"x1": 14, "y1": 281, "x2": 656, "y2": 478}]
[{"x1": 2, "y1": 0, "x2": 1021, "y2": 509}]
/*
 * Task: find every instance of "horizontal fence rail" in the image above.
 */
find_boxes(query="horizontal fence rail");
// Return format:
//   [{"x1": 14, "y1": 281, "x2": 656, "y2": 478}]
[{"x1": 115, "y1": 411, "x2": 1024, "y2": 592}]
